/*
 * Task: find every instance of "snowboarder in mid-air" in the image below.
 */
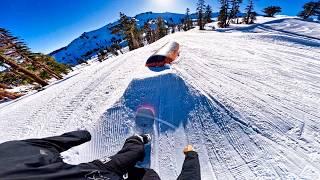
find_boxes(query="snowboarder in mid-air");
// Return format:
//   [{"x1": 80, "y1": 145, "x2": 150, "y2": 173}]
[{"x1": 0, "y1": 130, "x2": 201, "y2": 180}]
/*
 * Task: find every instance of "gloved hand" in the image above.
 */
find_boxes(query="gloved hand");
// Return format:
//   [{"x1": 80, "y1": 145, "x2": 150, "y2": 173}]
[{"x1": 183, "y1": 145, "x2": 195, "y2": 154}]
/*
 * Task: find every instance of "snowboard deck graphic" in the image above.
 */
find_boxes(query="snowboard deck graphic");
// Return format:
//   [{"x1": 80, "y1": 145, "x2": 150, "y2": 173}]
[{"x1": 135, "y1": 107, "x2": 155, "y2": 168}]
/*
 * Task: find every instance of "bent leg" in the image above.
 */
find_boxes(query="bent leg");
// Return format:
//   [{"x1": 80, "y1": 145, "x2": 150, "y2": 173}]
[{"x1": 23, "y1": 130, "x2": 91, "y2": 153}]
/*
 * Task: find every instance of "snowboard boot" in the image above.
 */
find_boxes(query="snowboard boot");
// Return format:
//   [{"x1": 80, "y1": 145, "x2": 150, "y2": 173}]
[{"x1": 136, "y1": 134, "x2": 152, "y2": 144}]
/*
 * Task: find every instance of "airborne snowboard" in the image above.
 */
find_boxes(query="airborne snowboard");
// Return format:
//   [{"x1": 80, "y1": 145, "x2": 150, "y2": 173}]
[{"x1": 135, "y1": 107, "x2": 155, "y2": 168}]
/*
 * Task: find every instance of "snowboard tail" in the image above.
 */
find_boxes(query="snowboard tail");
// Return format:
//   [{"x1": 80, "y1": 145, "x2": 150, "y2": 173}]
[
  {"x1": 135, "y1": 108, "x2": 155, "y2": 134},
  {"x1": 135, "y1": 107, "x2": 155, "y2": 168}
]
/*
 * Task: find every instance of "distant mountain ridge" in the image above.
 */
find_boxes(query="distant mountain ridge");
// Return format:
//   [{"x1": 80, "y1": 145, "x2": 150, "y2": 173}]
[{"x1": 50, "y1": 11, "x2": 218, "y2": 65}]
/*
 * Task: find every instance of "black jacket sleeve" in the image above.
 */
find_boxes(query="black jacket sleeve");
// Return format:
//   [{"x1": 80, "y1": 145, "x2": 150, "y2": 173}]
[
  {"x1": 177, "y1": 151, "x2": 201, "y2": 180},
  {"x1": 23, "y1": 130, "x2": 91, "y2": 153}
]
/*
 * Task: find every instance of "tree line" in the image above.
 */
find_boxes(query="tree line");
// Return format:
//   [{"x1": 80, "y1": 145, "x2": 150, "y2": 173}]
[
  {"x1": 261, "y1": 1, "x2": 319, "y2": 20},
  {"x1": 0, "y1": 28, "x2": 69, "y2": 100},
  {"x1": 96, "y1": 0, "x2": 320, "y2": 62},
  {"x1": 195, "y1": 0, "x2": 259, "y2": 28},
  {"x1": 96, "y1": 3, "x2": 213, "y2": 62},
  {"x1": 97, "y1": 12, "x2": 181, "y2": 61},
  {"x1": 298, "y1": 1, "x2": 320, "y2": 20},
  {"x1": 207, "y1": 0, "x2": 319, "y2": 28}
]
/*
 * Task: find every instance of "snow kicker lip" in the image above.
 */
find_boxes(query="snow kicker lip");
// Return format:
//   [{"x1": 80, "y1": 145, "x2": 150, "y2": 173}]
[
  {"x1": 136, "y1": 111, "x2": 177, "y2": 129},
  {"x1": 136, "y1": 105, "x2": 177, "y2": 129},
  {"x1": 122, "y1": 73, "x2": 195, "y2": 132}
]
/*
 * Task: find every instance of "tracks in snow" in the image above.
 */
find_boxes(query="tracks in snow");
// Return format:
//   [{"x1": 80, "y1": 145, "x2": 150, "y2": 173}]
[{"x1": 171, "y1": 31, "x2": 320, "y2": 179}]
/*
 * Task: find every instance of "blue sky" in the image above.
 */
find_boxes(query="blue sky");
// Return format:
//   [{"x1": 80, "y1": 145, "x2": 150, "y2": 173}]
[{"x1": 0, "y1": 0, "x2": 310, "y2": 53}]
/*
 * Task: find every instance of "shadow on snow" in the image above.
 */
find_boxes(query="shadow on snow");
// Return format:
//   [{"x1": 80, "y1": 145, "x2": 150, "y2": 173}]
[{"x1": 85, "y1": 73, "x2": 265, "y2": 168}]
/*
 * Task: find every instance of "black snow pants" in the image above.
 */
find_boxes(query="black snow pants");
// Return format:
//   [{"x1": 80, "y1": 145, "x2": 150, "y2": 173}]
[
  {"x1": 0, "y1": 130, "x2": 200, "y2": 180},
  {"x1": 0, "y1": 130, "x2": 159, "y2": 180}
]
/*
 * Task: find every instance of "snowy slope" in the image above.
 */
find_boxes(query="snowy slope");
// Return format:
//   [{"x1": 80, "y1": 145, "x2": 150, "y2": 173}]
[
  {"x1": 50, "y1": 11, "x2": 219, "y2": 66},
  {"x1": 49, "y1": 21, "x2": 120, "y2": 65},
  {"x1": 1, "y1": 17, "x2": 320, "y2": 179}
]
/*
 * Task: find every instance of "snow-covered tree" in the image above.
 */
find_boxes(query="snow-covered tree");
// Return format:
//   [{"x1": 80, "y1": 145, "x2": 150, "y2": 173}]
[
  {"x1": 263, "y1": 6, "x2": 282, "y2": 17},
  {"x1": 298, "y1": 1, "x2": 320, "y2": 19},
  {"x1": 197, "y1": 0, "x2": 206, "y2": 30}
]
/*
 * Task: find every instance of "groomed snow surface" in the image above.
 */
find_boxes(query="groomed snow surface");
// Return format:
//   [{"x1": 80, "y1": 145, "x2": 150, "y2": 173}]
[{"x1": 1, "y1": 17, "x2": 320, "y2": 179}]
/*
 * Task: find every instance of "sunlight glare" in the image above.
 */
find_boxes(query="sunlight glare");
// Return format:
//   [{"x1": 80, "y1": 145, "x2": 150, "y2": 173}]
[{"x1": 152, "y1": 0, "x2": 175, "y2": 8}]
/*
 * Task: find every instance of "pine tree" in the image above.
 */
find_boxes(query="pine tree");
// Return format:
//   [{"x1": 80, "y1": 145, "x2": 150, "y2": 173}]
[
  {"x1": 33, "y1": 53, "x2": 69, "y2": 77},
  {"x1": 111, "y1": 37, "x2": 123, "y2": 54},
  {"x1": 97, "y1": 49, "x2": 108, "y2": 62},
  {"x1": 177, "y1": 24, "x2": 183, "y2": 31},
  {"x1": 109, "y1": 45, "x2": 119, "y2": 56},
  {"x1": 263, "y1": 6, "x2": 282, "y2": 17},
  {"x1": 242, "y1": 0, "x2": 256, "y2": 24},
  {"x1": 1, "y1": 29, "x2": 69, "y2": 88},
  {"x1": 156, "y1": 17, "x2": 168, "y2": 40},
  {"x1": 0, "y1": 28, "x2": 49, "y2": 86},
  {"x1": 249, "y1": 11, "x2": 257, "y2": 23},
  {"x1": 197, "y1": 0, "x2": 206, "y2": 30},
  {"x1": 0, "y1": 28, "x2": 66, "y2": 80},
  {"x1": 205, "y1": 5, "x2": 213, "y2": 23},
  {"x1": 143, "y1": 22, "x2": 154, "y2": 44},
  {"x1": 168, "y1": 18, "x2": 176, "y2": 33},
  {"x1": 0, "y1": 54, "x2": 48, "y2": 86},
  {"x1": 183, "y1": 8, "x2": 193, "y2": 31},
  {"x1": 133, "y1": 21, "x2": 145, "y2": 48},
  {"x1": 298, "y1": 1, "x2": 320, "y2": 19},
  {"x1": 0, "y1": 88, "x2": 22, "y2": 100},
  {"x1": 229, "y1": 0, "x2": 243, "y2": 24},
  {"x1": 111, "y1": 13, "x2": 141, "y2": 51},
  {"x1": 218, "y1": 0, "x2": 229, "y2": 28}
]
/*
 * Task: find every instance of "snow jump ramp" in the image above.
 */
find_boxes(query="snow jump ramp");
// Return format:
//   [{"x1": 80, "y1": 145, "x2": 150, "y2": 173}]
[{"x1": 73, "y1": 72, "x2": 271, "y2": 179}]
